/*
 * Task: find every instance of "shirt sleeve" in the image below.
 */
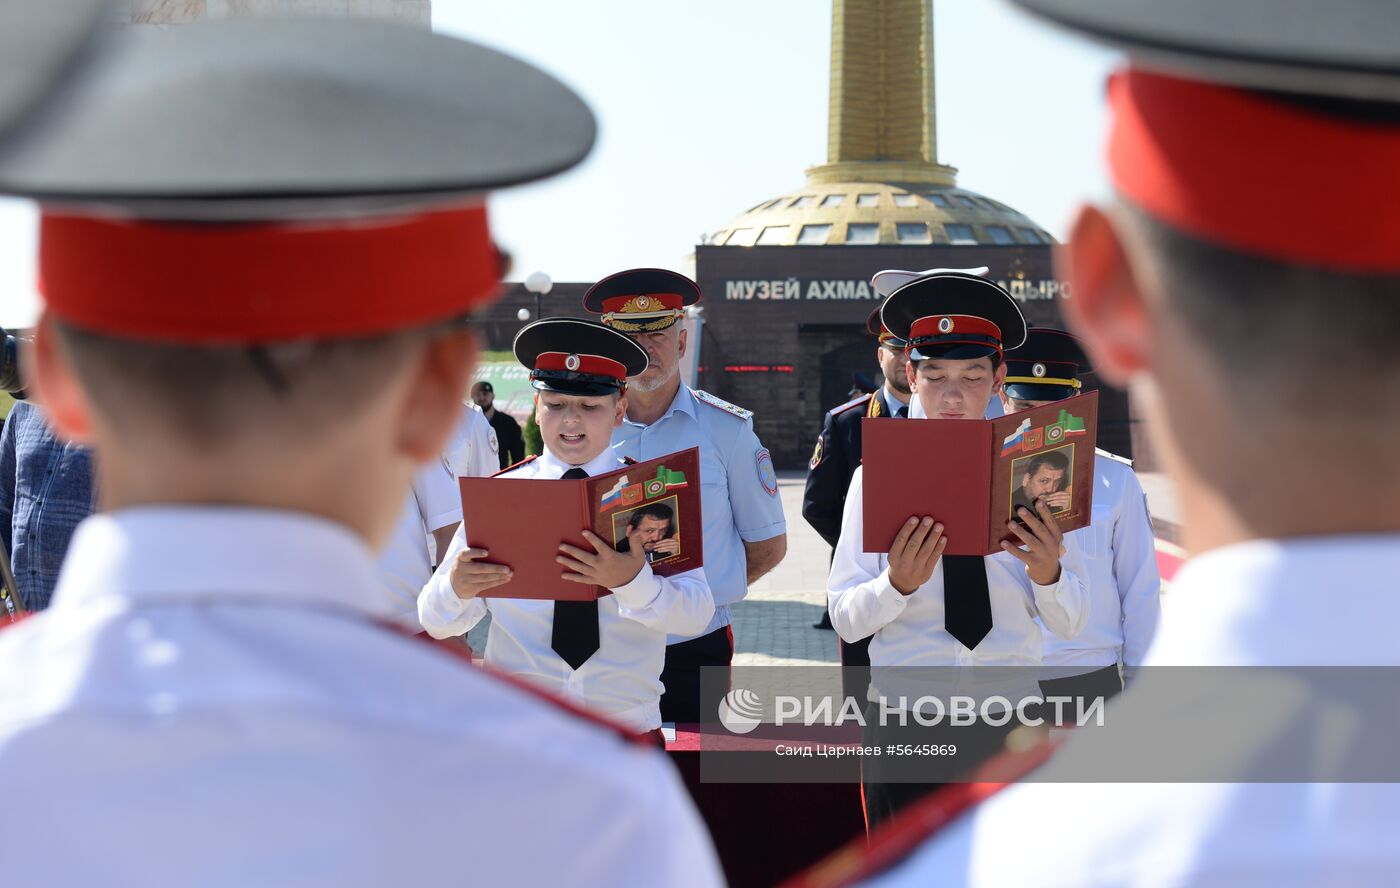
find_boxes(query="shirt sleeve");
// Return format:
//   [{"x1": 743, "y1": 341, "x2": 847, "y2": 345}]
[
  {"x1": 1114, "y1": 469, "x2": 1162, "y2": 671},
  {"x1": 611, "y1": 564, "x2": 714, "y2": 637},
  {"x1": 1001, "y1": 540, "x2": 1089, "y2": 641},
  {"x1": 801, "y1": 411, "x2": 849, "y2": 549},
  {"x1": 411, "y1": 463, "x2": 463, "y2": 533},
  {"x1": 470, "y1": 412, "x2": 500, "y2": 478},
  {"x1": 827, "y1": 467, "x2": 909, "y2": 643},
  {"x1": 0, "y1": 407, "x2": 17, "y2": 559},
  {"x1": 727, "y1": 419, "x2": 786, "y2": 543},
  {"x1": 417, "y1": 523, "x2": 488, "y2": 639},
  {"x1": 623, "y1": 751, "x2": 727, "y2": 888}
]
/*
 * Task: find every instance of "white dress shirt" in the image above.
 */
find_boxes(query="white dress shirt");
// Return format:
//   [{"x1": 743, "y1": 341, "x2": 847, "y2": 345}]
[
  {"x1": 419, "y1": 448, "x2": 715, "y2": 731},
  {"x1": 858, "y1": 534, "x2": 1400, "y2": 888},
  {"x1": 828, "y1": 465, "x2": 1088, "y2": 705},
  {"x1": 1041, "y1": 451, "x2": 1161, "y2": 677},
  {"x1": 442, "y1": 401, "x2": 500, "y2": 478},
  {"x1": 612, "y1": 384, "x2": 787, "y2": 642},
  {"x1": 375, "y1": 461, "x2": 462, "y2": 631},
  {"x1": 0, "y1": 506, "x2": 723, "y2": 887}
]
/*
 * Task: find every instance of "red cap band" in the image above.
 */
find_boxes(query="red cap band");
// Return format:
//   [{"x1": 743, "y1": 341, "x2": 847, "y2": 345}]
[
  {"x1": 535, "y1": 351, "x2": 627, "y2": 381},
  {"x1": 600, "y1": 292, "x2": 684, "y2": 314},
  {"x1": 1108, "y1": 67, "x2": 1400, "y2": 272},
  {"x1": 909, "y1": 314, "x2": 1004, "y2": 355},
  {"x1": 39, "y1": 205, "x2": 499, "y2": 342}
]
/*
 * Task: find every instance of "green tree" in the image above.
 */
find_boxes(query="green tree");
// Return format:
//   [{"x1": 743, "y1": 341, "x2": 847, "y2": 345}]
[{"x1": 523, "y1": 409, "x2": 543, "y2": 457}]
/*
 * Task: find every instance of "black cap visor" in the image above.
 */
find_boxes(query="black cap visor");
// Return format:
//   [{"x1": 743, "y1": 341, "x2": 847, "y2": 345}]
[
  {"x1": 530, "y1": 371, "x2": 624, "y2": 397},
  {"x1": 1004, "y1": 382, "x2": 1078, "y2": 402}
]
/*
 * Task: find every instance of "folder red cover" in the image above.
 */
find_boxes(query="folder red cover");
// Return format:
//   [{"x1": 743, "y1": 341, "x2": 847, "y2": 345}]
[
  {"x1": 458, "y1": 447, "x2": 703, "y2": 601},
  {"x1": 861, "y1": 392, "x2": 1099, "y2": 556}
]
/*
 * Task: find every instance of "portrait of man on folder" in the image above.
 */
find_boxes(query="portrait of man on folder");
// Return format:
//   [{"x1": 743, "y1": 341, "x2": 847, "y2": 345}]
[
  {"x1": 614, "y1": 500, "x2": 681, "y2": 563},
  {"x1": 1011, "y1": 447, "x2": 1072, "y2": 518}
]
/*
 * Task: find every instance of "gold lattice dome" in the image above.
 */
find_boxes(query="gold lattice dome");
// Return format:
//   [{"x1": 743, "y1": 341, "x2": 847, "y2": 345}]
[{"x1": 709, "y1": 181, "x2": 1054, "y2": 248}]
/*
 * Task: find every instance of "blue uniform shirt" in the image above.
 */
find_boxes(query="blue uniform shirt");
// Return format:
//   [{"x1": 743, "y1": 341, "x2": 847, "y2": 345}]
[
  {"x1": 0, "y1": 400, "x2": 96, "y2": 611},
  {"x1": 612, "y1": 385, "x2": 786, "y2": 642}
]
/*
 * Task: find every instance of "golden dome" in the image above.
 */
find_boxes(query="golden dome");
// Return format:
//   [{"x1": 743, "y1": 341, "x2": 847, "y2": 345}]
[{"x1": 710, "y1": 181, "x2": 1053, "y2": 248}]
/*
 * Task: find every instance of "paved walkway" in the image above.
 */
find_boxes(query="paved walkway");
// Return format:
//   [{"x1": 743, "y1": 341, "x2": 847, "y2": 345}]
[{"x1": 732, "y1": 471, "x2": 838, "y2": 668}]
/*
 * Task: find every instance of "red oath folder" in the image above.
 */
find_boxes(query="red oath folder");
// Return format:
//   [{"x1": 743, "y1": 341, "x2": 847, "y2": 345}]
[
  {"x1": 458, "y1": 447, "x2": 703, "y2": 601},
  {"x1": 862, "y1": 392, "x2": 1099, "y2": 556}
]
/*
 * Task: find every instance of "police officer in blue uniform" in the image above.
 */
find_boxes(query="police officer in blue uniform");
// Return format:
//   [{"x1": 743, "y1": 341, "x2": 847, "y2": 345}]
[{"x1": 584, "y1": 268, "x2": 788, "y2": 726}]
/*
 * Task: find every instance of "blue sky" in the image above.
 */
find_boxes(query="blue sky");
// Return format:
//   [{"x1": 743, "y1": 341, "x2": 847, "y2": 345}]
[{"x1": 0, "y1": 0, "x2": 1120, "y2": 327}]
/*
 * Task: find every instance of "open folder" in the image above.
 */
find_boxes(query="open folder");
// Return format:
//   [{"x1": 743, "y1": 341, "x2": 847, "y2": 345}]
[
  {"x1": 862, "y1": 392, "x2": 1099, "y2": 557},
  {"x1": 459, "y1": 447, "x2": 703, "y2": 601}
]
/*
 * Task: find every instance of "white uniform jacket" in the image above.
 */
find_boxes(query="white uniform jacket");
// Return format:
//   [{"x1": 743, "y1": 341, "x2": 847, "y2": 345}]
[{"x1": 419, "y1": 447, "x2": 715, "y2": 731}]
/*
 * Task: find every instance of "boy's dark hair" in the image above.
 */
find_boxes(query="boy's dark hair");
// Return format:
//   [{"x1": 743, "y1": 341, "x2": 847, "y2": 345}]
[
  {"x1": 1120, "y1": 204, "x2": 1400, "y2": 419},
  {"x1": 54, "y1": 319, "x2": 460, "y2": 447}
]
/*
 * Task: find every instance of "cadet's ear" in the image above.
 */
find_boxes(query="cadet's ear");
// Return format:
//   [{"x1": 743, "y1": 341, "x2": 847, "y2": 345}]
[
  {"x1": 25, "y1": 313, "x2": 93, "y2": 443},
  {"x1": 1059, "y1": 204, "x2": 1150, "y2": 388},
  {"x1": 613, "y1": 392, "x2": 626, "y2": 427},
  {"x1": 904, "y1": 358, "x2": 919, "y2": 392},
  {"x1": 396, "y1": 330, "x2": 477, "y2": 462}
]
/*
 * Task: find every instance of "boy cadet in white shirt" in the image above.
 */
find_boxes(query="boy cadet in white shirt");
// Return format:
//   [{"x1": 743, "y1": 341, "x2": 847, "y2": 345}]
[
  {"x1": 376, "y1": 462, "x2": 461, "y2": 631},
  {"x1": 1001, "y1": 328, "x2": 1160, "y2": 705},
  {"x1": 790, "y1": 2, "x2": 1400, "y2": 886},
  {"x1": 0, "y1": 19, "x2": 722, "y2": 887},
  {"x1": 827, "y1": 272, "x2": 1088, "y2": 830},
  {"x1": 419, "y1": 318, "x2": 715, "y2": 738}
]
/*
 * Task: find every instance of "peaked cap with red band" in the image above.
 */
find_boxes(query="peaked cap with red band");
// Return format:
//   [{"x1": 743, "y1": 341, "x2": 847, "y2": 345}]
[
  {"x1": 864, "y1": 305, "x2": 906, "y2": 348},
  {"x1": 0, "y1": 0, "x2": 104, "y2": 146},
  {"x1": 880, "y1": 272, "x2": 1027, "y2": 362},
  {"x1": 0, "y1": 17, "x2": 597, "y2": 342},
  {"x1": 1012, "y1": 0, "x2": 1400, "y2": 272},
  {"x1": 582, "y1": 268, "x2": 701, "y2": 334},
  {"x1": 513, "y1": 318, "x2": 648, "y2": 397}
]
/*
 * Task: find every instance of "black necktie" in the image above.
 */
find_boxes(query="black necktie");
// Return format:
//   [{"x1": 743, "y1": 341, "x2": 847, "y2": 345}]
[
  {"x1": 895, "y1": 405, "x2": 908, "y2": 418},
  {"x1": 942, "y1": 555, "x2": 992, "y2": 650},
  {"x1": 552, "y1": 467, "x2": 600, "y2": 670}
]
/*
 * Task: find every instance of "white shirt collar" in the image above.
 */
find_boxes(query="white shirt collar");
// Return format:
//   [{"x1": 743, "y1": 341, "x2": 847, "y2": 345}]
[
  {"x1": 534, "y1": 447, "x2": 624, "y2": 479},
  {"x1": 50, "y1": 506, "x2": 392, "y2": 620},
  {"x1": 1148, "y1": 534, "x2": 1400, "y2": 665},
  {"x1": 622, "y1": 383, "x2": 696, "y2": 427}
]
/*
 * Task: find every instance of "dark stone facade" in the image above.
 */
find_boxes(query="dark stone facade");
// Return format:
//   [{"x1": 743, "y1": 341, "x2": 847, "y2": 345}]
[{"x1": 479, "y1": 245, "x2": 1140, "y2": 471}]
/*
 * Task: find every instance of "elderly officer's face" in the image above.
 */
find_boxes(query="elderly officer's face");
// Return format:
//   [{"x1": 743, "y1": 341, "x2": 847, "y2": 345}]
[
  {"x1": 535, "y1": 391, "x2": 626, "y2": 465},
  {"x1": 908, "y1": 357, "x2": 1006, "y2": 420},
  {"x1": 626, "y1": 325, "x2": 686, "y2": 393}
]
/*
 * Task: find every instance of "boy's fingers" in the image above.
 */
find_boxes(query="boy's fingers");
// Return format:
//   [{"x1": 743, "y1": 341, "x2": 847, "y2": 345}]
[
  {"x1": 999, "y1": 540, "x2": 1032, "y2": 564},
  {"x1": 558, "y1": 543, "x2": 597, "y2": 563},
  {"x1": 890, "y1": 517, "x2": 919, "y2": 554}
]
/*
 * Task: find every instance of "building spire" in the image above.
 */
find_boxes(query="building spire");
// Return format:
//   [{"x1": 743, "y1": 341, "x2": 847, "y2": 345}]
[{"x1": 807, "y1": 0, "x2": 957, "y2": 186}]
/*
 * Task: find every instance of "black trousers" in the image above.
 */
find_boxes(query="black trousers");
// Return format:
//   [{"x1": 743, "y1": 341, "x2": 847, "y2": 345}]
[
  {"x1": 659, "y1": 625, "x2": 734, "y2": 725},
  {"x1": 838, "y1": 636, "x2": 873, "y2": 708},
  {"x1": 1038, "y1": 664, "x2": 1123, "y2": 725},
  {"x1": 861, "y1": 701, "x2": 1030, "y2": 833}
]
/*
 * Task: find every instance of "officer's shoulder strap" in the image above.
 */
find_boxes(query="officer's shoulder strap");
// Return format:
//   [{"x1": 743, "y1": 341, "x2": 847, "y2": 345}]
[
  {"x1": 490, "y1": 454, "x2": 538, "y2": 477},
  {"x1": 787, "y1": 738, "x2": 1059, "y2": 887},
  {"x1": 692, "y1": 388, "x2": 754, "y2": 421},
  {"x1": 1094, "y1": 447, "x2": 1134, "y2": 467},
  {"x1": 828, "y1": 392, "x2": 874, "y2": 418}
]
